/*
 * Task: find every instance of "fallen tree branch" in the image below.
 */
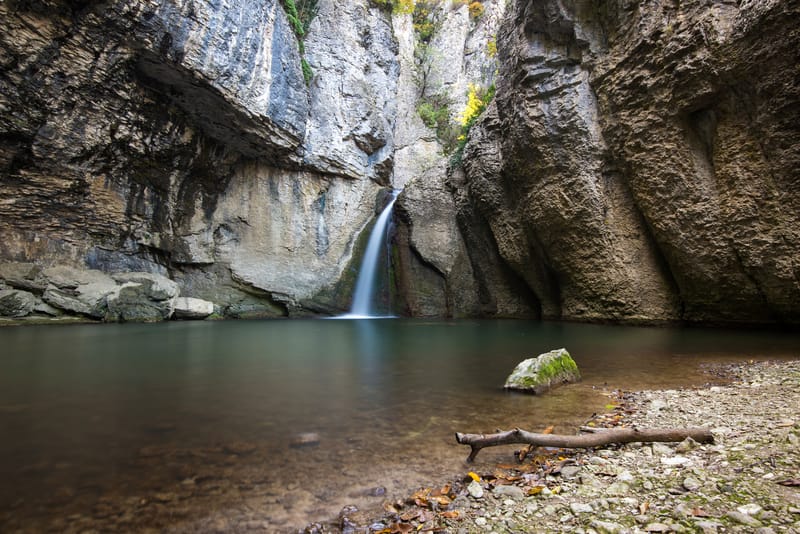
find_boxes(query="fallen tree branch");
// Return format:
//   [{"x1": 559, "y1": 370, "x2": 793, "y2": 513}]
[{"x1": 455, "y1": 427, "x2": 713, "y2": 463}]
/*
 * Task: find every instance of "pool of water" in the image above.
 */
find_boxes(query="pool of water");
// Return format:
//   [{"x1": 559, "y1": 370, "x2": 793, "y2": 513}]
[{"x1": 1, "y1": 319, "x2": 798, "y2": 532}]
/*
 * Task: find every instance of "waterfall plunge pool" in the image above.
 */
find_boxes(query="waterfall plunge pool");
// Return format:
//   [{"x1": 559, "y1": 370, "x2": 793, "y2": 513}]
[{"x1": 1, "y1": 319, "x2": 799, "y2": 532}]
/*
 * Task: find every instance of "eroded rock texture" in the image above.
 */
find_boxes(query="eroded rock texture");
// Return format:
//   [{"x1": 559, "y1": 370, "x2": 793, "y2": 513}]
[
  {"x1": 459, "y1": 0, "x2": 800, "y2": 324},
  {"x1": 0, "y1": 0, "x2": 398, "y2": 317}
]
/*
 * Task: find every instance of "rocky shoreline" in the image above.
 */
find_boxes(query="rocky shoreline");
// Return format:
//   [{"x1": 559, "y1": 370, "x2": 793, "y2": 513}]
[{"x1": 313, "y1": 360, "x2": 800, "y2": 533}]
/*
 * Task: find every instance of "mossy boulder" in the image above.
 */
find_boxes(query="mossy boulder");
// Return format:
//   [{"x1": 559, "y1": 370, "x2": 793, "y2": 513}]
[{"x1": 504, "y1": 348, "x2": 580, "y2": 394}]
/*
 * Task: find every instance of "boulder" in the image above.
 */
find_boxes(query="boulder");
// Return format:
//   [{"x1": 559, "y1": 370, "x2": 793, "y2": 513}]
[
  {"x1": 504, "y1": 348, "x2": 580, "y2": 394},
  {"x1": 42, "y1": 266, "x2": 119, "y2": 319},
  {"x1": 106, "y1": 272, "x2": 179, "y2": 322},
  {"x1": 173, "y1": 297, "x2": 215, "y2": 319},
  {"x1": 0, "y1": 262, "x2": 47, "y2": 294},
  {"x1": 0, "y1": 289, "x2": 37, "y2": 317}
]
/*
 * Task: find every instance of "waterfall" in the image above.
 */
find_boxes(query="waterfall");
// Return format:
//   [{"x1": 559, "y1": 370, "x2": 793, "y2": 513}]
[{"x1": 341, "y1": 190, "x2": 400, "y2": 319}]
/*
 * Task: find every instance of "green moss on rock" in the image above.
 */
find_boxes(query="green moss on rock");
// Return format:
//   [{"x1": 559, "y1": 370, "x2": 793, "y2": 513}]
[{"x1": 504, "y1": 348, "x2": 581, "y2": 394}]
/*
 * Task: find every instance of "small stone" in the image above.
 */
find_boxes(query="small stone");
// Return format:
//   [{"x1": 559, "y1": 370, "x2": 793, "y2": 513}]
[
  {"x1": 682, "y1": 477, "x2": 701, "y2": 491},
  {"x1": 652, "y1": 443, "x2": 673, "y2": 455},
  {"x1": 591, "y1": 519, "x2": 625, "y2": 534},
  {"x1": 606, "y1": 481, "x2": 630, "y2": 496},
  {"x1": 493, "y1": 485, "x2": 524, "y2": 500},
  {"x1": 788, "y1": 433, "x2": 799, "y2": 445},
  {"x1": 694, "y1": 520, "x2": 722, "y2": 533},
  {"x1": 467, "y1": 480, "x2": 484, "y2": 499},
  {"x1": 753, "y1": 528, "x2": 776, "y2": 534},
  {"x1": 570, "y1": 502, "x2": 593, "y2": 514},
  {"x1": 561, "y1": 465, "x2": 581, "y2": 478},
  {"x1": 726, "y1": 511, "x2": 762, "y2": 527},
  {"x1": 644, "y1": 523, "x2": 671, "y2": 532},
  {"x1": 736, "y1": 503, "x2": 762, "y2": 516},
  {"x1": 474, "y1": 517, "x2": 487, "y2": 526},
  {"x1": 675, "y1": 437, "x2": 699, "y2": 453},
  {"x1": 290, "y1": 433, "x2": 320, "y2": 448},
  {"x1": 617, "y1": 470, "x2": 634, "y2": 482},
  {"x1": 661, "y1": 456, "x2": 690, "y2": 466}
]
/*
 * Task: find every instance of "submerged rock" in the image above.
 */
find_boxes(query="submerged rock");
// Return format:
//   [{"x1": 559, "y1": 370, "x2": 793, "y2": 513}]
[{"x1": 504, "y1": 348, "x2": 580, "y2": 394}]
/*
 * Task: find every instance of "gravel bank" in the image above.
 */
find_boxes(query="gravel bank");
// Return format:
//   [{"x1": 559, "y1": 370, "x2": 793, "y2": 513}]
[{"x1": 315, "y1": 360, "x2": 800, "y2": 533}]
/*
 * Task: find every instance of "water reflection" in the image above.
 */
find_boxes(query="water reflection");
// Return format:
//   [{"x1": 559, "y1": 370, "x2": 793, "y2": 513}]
[{"x1": 0, "y1": 320, "x2": 798, "y2": 531}]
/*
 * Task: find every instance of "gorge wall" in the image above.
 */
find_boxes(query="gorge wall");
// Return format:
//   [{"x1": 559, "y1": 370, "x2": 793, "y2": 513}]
[
  {"x1": 456, "y1": 0, "x2": 800, "y2": 325},
  {"x1": 1, "y1": 0, "x2": 798, "y2": 325}
]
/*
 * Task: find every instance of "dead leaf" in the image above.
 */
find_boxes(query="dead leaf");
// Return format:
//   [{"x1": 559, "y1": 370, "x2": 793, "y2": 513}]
[
  {"x1": 542, "y1": 425, "x2": 554, "y2": 434},
  {"x1": 690, "y1": 508, "x2": 710, "y2": 517},
  {"x1": 639, "y1": 501, "x2": 649, "y2": 514},
  {"x1": 777, "y1": 478, "x2": 800, "y2": 487},
  {"x1": 399, "y1": 509, "x2": 421, "y2": 521},
  {"x1": 430, "y1": 495, "x2": 451, "y2": 507},
  {"x1": 467, "y1": 471, "x2": 481, "y2": 482},
  {"x1": 440, "y1": 510, "x2": 459, "y2": 519}
]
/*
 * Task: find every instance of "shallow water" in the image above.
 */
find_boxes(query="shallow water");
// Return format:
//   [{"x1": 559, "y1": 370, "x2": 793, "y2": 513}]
[{"x1": 0, "y1": 319, "x2": 798, "y2": 532}]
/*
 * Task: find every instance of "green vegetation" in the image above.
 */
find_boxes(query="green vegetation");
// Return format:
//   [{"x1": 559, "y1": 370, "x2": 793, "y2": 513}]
[
  {"x1": 369, "y1": 0, "x2": 415, "y2": 15},
  {"x1": 450, "y1": 82, "x2": 495, "y2": 165},
  {"x1": 281, "y1": 0, "x2": 318, "y2": 85}
]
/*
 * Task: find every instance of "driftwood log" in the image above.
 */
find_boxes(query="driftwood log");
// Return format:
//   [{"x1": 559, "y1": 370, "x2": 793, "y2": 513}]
[{"x1": 455, "y1": 427, "x2": 714, "y2": 462}]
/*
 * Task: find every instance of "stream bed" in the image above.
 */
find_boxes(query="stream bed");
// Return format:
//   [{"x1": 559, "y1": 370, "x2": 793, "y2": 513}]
[{"x1": 1, "y1": 319, "x2": 798, "y2": 532}]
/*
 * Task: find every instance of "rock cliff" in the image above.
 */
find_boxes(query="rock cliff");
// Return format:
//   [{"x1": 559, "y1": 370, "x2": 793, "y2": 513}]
[
  {"x1": 0, "y1": 0, "x2": 396, "y2": 318},
  {"x1": 1, "y1": 0, "x2": 798, "y2": 324},
  {"x1": 457, "y1": 0, "x2": 800, "y2": 324}
]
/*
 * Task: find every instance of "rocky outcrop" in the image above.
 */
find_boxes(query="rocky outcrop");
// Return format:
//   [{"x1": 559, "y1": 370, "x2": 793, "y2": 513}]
[
  {"x1": 0, "y1": 0, "x2": 398, "y2": 317},
  {"x1": 458, "y1": 0, "x2": 800, "y2": 324},
  {"x1": 390, "y1": 0, "x2": 533, "y2": 317},
  {"x1": 173, "y1": 297, "x2": 215, "y2": 319},
  {"x1": 0, "y1": 263, "x2": 181, "y2": 321}
]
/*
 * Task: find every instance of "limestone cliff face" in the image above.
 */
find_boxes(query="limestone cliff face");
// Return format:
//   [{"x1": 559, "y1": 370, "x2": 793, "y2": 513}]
[
  {"x1": 0, "y1": 0, "x2": 395, "y2": 316},
  {"x1": 1, "y1": 0, "x2": 798, "y2": 324},
  {"x1": 458, "y1": 0, "x2": 800, "y2": 324}
]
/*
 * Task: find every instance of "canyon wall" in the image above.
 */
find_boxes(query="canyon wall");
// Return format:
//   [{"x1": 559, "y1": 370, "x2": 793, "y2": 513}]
[
  {"x1": 0, "y1": 0, "x2": 396, "y2": 317},
  {"x1": 1, "y1": 0, "x2": 798, "y2": 324},
  {"x1": 457, "y1": 0, "x2": 800, "y2": 325}
]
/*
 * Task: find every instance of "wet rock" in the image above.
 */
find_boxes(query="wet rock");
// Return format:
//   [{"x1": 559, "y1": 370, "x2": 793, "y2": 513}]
[
  {"x1": 504, "y1": 348, "x2": 580, "y2": 394},
  {"x1": 173, "y1": 297, "x2": 215, "y2": 319},
  {"x1": 290, "y1": 432, "x2": 321, "y2": 448},
  {"x1": 0, "y1": 289, "x2": 36, "y2": 317}
]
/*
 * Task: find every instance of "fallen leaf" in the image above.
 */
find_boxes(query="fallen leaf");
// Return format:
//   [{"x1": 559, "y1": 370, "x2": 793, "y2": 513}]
[
  {"x1": 528, "y1": 486, "x2": 544, "y2": 495},
  {"x1": 440, "y1": 511, "x2": 459, "y2": 519},
  {"x1": 430, "y1": 495, "x2": 451, "y2": 507},
  {"x1": 777, "y1": 478, "x2": 800, "y2": 487},
  {"x1": 639, "y1": 501, "x2": 649, "y2": 514},
  {"x1": 691, "y1": 507, "x2": 711, "y2": 517},
  {"x1": 542, "y1": 425, "x2": 554, "y2": 434},
  {"x1": 467, "y1": 471, "x2": 481, "y2": 482},
  {"x1": 399, "y1": 509, "x2": 421, "y2": 521}
]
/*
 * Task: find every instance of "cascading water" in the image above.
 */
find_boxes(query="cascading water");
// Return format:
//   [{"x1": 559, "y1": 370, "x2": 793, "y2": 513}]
[{"x1": 340, "y1": 190, "x2": 400, "y2": 319}]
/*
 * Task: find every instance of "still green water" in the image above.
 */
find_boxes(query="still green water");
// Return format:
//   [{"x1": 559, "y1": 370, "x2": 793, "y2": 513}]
[{"x1": 0, "y1": 319, "x2": 798, "y2": 531}]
